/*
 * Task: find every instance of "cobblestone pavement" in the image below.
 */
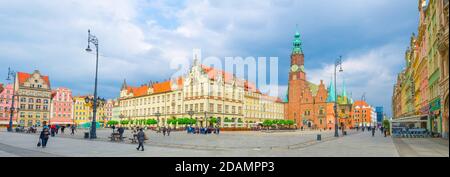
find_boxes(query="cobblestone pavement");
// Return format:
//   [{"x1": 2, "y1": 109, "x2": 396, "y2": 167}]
[{"x1": 0, "y1": 128, "x2": 447, "y2": 157}]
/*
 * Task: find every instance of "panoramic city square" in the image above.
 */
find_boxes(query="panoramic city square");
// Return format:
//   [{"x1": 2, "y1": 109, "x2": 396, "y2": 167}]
[
  {"x1": 0, "y1": 128, "x2": 448, "y2": 157},
  {"x1": 0, "y1": 0, "x2": 449, "y2": 158}
]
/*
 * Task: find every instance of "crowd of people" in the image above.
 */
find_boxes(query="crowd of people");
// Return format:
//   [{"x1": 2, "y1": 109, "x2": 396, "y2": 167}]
[
  {"x1": 27, "y1": 122, "x2": 319, "y2": 151},
  {"x1": 355, "y1": 125, "x2": 388, "y2": 137},
  {"x1": 186, "y1": 125, "x2": 220, "y2": 135}
]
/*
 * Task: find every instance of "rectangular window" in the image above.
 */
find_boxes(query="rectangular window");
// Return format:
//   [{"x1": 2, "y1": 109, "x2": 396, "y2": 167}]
[
  {"x1": 218, "y1": 104, "x2": 222, "y2": 113},
  {"x1": 209, "y1": 103, "x2": 214, "y2": 112}
]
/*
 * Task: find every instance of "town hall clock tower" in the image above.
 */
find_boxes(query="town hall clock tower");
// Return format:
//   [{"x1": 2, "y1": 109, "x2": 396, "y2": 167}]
[{"x1": 287, "y1": 30, "x2": 306, "y2": 127}]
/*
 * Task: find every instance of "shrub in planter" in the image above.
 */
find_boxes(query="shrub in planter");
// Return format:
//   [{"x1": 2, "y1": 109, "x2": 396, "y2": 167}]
[
  {"x1": 146, "y1": 119, "x2": 158, "y2": 125},
  {"x1": 120, "y1": 120, "x2": 129, "y2": 125},
  {"x1": 107, "y1": 120, "x2": 119, "y2": 126}
]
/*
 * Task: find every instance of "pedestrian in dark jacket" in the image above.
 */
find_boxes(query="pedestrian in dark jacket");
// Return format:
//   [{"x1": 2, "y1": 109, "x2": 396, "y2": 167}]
[
  {"x1": 39, "y1": 128, "x2": 50, "y2": 148},
  {"x1": 50, "y1": 125, "x2": 56, "y2": 137},
  {"x1": 167, "y1": 126, "x2": 171, "y2": 136},
  {"x1": 118, "y1": 127, "x2": 124, "y2": 140},
  {"x1": 136, "y1": 128, "x2": 146, "y2": 151},
  {"x1": 372, "y1": 127, "x2": 375, "y2": 137},
  {"x1": 162, "y1": 126, "x2": 166, "y2": 136},
  {"x1": 70, "y1": 125, "x2": 76, "y2": 135},
  {"x1": 61, "y1": 126, "x2": 65, "y2": 134}
]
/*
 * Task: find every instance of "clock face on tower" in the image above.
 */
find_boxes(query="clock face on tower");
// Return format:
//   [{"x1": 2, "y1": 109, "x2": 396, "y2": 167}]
[
  {"x1": 300, "y1": 65, "x2": 305, "y2": 72},
  {"x1": 291, "y1": 64, "x2": 299, "y2": 72}
]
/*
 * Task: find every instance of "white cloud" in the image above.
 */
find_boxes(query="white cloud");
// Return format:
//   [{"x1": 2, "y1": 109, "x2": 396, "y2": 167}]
[
  {"x1": 0, "y1": 0, "x2": 416, "y2": 117},
  {"x1": 308, "y1": 43, "x2": 405, "y2": 115}
]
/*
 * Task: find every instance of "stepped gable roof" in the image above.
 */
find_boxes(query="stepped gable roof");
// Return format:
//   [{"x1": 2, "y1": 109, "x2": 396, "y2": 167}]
[
  {"x1": 200, "y1": 65, "x2": 244, "y2": 86},
  {"x1": 123, "y1": 76, "x2": 184, "y2": 97},
  {"x1": 307, "y1": 81, "x2": 319, "y2": 96},
  {"x1": 17, "y1": 71, "x2": 50, "y2": 87}
]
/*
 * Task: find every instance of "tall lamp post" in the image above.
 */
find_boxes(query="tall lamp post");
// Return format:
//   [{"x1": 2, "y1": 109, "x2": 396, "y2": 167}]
[
  {"x1": 204, "y1": 111, "x2": 208, "y2": 127},
  {"x1": 6, "y1": 67, "x2": 17, "y2": 132},
  {"x1": 85, "y1": 29, "x2": 100, "y2": 139},
  {"x1": 334, "y1": 56, "x2": 343, "y2": 137},
  {"x1": 154, "y1": 112, "x2": 161, "y2": 127},
  {"x1": 187, "y1": 109, "x2": 195, "y2": 126},
  {"x1": 85, "y1": 96, "x2": 105, "y2": 138}
]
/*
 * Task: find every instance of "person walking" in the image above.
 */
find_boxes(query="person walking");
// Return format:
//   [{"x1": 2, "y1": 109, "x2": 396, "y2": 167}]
[
  {"x1": 162, "y1": 126, "x2": 166, "y2": 136},
  {"x1": 61, "y1": 126, "x2": 65, "y2": 134},
  {"x1": 372, "y1": 126, "x2": 375, "y2": 137},
  {"x1": 50, "y1": 125, "x2": 56, "y2": 137},
  {"x1": 70, "y1": 125, "x2": 76, "y2": 135},
  {"x1": 136, "y1": 128, "x2": 146, "y2": 151},
  {"x1": 167, "y1": 126, "x2": 171, "y2": 136},
  {"x1": 380, "y1": 126, "x2": 384, "y2": 135},
  {"x1": 216, "y1": 125, "x2": 220, "y2": 135},
  {"x1": 118, "y1": 126, "x2": 124, "y2": 140},
  {"x1": 55, "y1": 125, "x2": 60, "y2": 134},
  {"x1": 39, "y1": 128, "x2": 50, "y2": 148}
]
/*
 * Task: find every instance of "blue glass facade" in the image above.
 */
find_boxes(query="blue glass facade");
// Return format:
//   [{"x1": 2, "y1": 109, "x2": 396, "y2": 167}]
[{"x1": 375, "y1": 107, "x2": 383, "y2": 123}]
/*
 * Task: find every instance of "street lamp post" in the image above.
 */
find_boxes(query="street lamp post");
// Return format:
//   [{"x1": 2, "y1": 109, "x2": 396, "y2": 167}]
[
  {"x1": 84, "y1": 96, "x2": 105, "y2": 139},
  {"x1": 334, "y1": 56, "x2": 343, "y2": 137},
  {"x1": 154, "y1": 112, "x2": 161, "y2": 126},
  {"x1": 204, "y1": 111, "x2": 208, "y2": 127},
  {"x1": 6, "y1": 67, "x2": 17, "y2": 132},
  {"x1": 85, "y1": 29, "x2": 100, "y2": 139},
  {"x1": 187, "y1": 109, "x2": 195, "y2": 126}
]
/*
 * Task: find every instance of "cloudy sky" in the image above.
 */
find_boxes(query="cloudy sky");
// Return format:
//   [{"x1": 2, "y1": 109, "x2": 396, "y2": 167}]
[{"x1": 0, "y1": 0, "x2": 418, "y2": 116}]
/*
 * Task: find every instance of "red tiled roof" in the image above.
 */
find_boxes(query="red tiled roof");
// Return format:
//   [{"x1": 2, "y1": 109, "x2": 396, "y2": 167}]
[
  {"x1": 132, "y1": 85, "x2": 149, "y2": 97},
  {"x1": 200, "y1": 65, "x2": 246, "y2": 86},
  {"x1": 152, "y1": 81, "x2": 171, "y2": 94},
  {"x1": 17, "y1": 72, "x2": 50, "y2": 87}
]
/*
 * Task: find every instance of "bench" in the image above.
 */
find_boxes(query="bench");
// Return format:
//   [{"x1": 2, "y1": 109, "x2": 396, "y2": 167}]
[
  {"x1": 129, "y1": 137, "x2": 138, "y2": 144},
  {"x1": 109, "y1": 133, "x2": 124, "y2": 142}
]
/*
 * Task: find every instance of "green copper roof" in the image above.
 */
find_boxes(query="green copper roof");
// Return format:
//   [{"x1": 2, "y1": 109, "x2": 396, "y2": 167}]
[
  {"x1": 326, "y1": 79, "x2": 335, "y2": 102},
  {"x1": 307, "y1": 82, "x2": 318, "y2": 96},
  {"x1": 292, "y1": 29, "x2": 303, "y2": 54},
  {"x1": 341, "y1": 79, "x2": 347, "y2": 98}
]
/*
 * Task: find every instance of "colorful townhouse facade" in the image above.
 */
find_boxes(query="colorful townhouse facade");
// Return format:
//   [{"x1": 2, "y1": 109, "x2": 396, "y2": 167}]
[
  {"x1": 72, "y1": 95, "x2": 108, "y2": 127},
  {"x1": 392, "y1": 0, "x2": 449, "y2": 138},
  {"x1": 15, "y1": 70, "x2": 52, "y2": 127},
  {"x1": 49, "y1": 87, "x2": 73, "y2": 125},
  {"x1": 0, "y1": 84, "x2": 18, "y2": 127}
]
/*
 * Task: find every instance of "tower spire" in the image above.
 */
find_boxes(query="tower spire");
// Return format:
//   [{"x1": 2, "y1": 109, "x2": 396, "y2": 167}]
[
  {"x1": 292, "y1": 25, "x2": 303, "y2": 54},
  {"x1": 342, "y1": 78, "x2": 347, "y2": 98},
  {"x1": 326, "y1": 78, "x2": 335, "y2": 103},
  {"x1": 121, "y1": 79, "x2": 128, "y2": 90}
]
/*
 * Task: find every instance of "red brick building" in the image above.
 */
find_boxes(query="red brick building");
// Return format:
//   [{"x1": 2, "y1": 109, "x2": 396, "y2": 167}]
[{"x1": 286, "y1": 30, "x2": 330, "y2": 129}]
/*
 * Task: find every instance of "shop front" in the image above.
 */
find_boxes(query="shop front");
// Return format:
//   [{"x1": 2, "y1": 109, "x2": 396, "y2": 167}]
[{"x1": 429, "y1": 98, "x2": 442, "y2": 136}]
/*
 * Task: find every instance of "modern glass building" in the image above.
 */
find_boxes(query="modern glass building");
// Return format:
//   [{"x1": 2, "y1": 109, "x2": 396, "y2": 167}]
[{"x1": 375, "y1": 107, "x2": 384, "y2": 125}]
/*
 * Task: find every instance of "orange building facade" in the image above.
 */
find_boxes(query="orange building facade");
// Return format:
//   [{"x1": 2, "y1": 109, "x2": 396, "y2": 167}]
[{"x1": 286, "y1": 30, "x2": 336, "y2": 130}]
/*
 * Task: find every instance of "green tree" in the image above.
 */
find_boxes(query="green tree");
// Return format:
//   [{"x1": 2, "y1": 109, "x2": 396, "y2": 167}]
[
  {"x1": 120, "y1": 120, "x2": 129, "y2": 125},
  {"x1": 146, "y1": 119, "x2": 158, "y2": 125},
  {"x1": 262, "y1": 120, "x2": 273, "y2": 127},
  {"x1": 107, "y1": 120, "x2": 119, "y2": 126},
  {"x1": 382, "y1": 119, "x2": 390, "y2": 130},
  {"x1": 209, "y1": 117, "x2": 218, "y2": 124}
]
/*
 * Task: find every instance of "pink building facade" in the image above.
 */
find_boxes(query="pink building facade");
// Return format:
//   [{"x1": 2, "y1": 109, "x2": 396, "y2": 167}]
[
  {"x1": 0, "y1": 84, "x2": 19, "y2": 127},
  {"x1": 105, "y1": 99, "x2": 113, "y2": 122},
  {"x1": 50, "y1": 87, "x2": 73, "y2": 125}
]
